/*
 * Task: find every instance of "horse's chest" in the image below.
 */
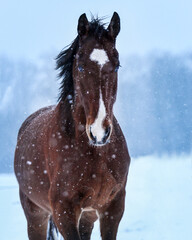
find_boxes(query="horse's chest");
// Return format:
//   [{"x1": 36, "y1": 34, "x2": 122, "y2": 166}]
[
  {"x1": 58, "y1": 159, "x2": 122, "y2": 208},
  {"x1": 50, "y1": 145, "x2": 126, "y2": 208},
  {"x1": 89, "y1": 171, "x2": 121, "y2": 207}
]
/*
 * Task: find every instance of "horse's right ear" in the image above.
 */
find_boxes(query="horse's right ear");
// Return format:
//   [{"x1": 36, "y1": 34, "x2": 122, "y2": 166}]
[{"x1": 77, "y1": 13, "x2": 89, "y2": 37}]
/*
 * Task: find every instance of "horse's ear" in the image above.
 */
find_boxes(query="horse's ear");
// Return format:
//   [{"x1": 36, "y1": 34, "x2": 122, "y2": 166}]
[
  {"x1": 78, "y1": 13, "x2": 89, "y2": 37},
  {"x1": 107, "y1": 12, "x2": 120, "y2": 40}
]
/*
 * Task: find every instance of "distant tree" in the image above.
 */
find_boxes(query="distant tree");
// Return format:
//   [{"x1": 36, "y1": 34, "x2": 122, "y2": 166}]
[
  {"x1": 150, "y1": 53, "x2": 192, "y2": 154},
  {"x1": 0, "y1": 55, "x2": 57, "y2": 172}
]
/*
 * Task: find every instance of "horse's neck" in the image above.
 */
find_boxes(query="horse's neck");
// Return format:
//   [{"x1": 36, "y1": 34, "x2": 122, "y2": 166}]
[
  {"x1": 56, "y1": 100, "x2": 74, "y2": 136},
  {"x1": 56, "y1": 98, "x2": 86, "y2": 139}
]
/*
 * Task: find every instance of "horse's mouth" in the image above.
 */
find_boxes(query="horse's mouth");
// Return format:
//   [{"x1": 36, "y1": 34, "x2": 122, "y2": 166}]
[{"x1": 89, "y1": 139, "x2": 110, "y2": 147}]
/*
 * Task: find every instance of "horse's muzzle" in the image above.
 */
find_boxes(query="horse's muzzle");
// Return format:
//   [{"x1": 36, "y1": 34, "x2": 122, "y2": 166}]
[{"x1": 86, "y1": 124, "x2": 112, "y2": 146}]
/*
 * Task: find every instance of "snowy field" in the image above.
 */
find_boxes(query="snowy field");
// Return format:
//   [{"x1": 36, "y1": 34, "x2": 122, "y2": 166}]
[{"x1": 1, "y1": 155, "x2": 192, "y2": 240}]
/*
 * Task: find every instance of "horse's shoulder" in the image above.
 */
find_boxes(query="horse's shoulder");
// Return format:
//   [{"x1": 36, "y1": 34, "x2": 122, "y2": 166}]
[
  {"x1": 112, "y1": 116, "x2": 124, "y2": 139},
  {"x1": 18, "y1": 105, "x2": 56, "y2": 138},
  {"x1": 111, "y1": 116, "x2": 130, "y2": 160}
]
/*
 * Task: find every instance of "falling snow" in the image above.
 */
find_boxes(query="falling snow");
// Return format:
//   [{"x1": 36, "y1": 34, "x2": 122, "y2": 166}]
[{"x1": 1, "y1": 155, "x2": 192, "y2": 240}]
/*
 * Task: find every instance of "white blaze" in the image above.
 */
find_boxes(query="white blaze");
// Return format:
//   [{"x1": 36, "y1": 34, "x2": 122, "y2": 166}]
[
  {"x1": 90, "y1": 48, "x2": 109, "y2": 68},
  {"x1": 91, "y1": 91, "x2": 106, "y2": 142}
]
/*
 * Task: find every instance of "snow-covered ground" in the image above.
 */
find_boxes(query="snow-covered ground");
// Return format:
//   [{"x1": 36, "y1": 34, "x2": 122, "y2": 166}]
[{"x1": 1, "y1": 155, "x2": 192, "y2": 240}]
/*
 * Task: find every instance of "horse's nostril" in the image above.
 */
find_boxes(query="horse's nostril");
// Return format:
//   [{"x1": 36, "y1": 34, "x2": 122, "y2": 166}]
[
  {"x1": 90, "y1": 128, "x2": 97, "y2": 143},
  {"x1": 103, "y1": 126, "x2": 111, "y2": 142},
  {"x1": 106, "y1": 126, "x2": 111, "y2": 137}
]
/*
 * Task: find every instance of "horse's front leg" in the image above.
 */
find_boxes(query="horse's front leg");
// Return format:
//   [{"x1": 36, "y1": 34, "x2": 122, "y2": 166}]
[
  {"x1": 49, "y1": 192, "x2": 81, "y2": 240},
  {"x1": 52, "y1": 203, "x2": 81, "y2": 240},
  {"x1": 99, "y1": 189, "x2": 126, "y2": 240}
]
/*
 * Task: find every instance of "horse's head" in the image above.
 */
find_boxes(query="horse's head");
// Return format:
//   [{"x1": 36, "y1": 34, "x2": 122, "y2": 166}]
[{"x1": 73, "y1": 12, "x2": 120, "y2": 146}]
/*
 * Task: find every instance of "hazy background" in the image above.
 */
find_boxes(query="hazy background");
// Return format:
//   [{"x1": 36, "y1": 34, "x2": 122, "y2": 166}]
[{"x1": 0, "y1": 0, "x2": 192, "y2": 172}]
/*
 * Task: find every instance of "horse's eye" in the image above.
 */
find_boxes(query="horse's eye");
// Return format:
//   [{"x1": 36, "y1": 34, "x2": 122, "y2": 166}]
[
  {"x1": 115, "y1": 63, "x2": 121, "y2": 72},
  {"x1": 115, "y1": 66, "x2": 119, "y2": 72},
  {"x1": 78, "y1": 65, "x2": 84, "y2": 72}
]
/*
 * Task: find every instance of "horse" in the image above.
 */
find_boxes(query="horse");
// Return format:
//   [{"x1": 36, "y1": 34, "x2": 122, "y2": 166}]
[{"x1": 14, "y1": 12, "x2": 130, "y2": 240}]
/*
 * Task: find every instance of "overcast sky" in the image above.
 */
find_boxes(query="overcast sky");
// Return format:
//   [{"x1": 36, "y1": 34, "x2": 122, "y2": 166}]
[{"x1": 0, "y1": 0, "x2": 192, "y2": 60}]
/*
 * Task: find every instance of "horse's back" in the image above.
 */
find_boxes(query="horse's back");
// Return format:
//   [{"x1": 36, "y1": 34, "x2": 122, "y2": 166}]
[
  {"x1": 18, "y1": 105, "x2": 56, "y2": 139},
  {"x1": 14, "y1": 105, "x2": 56, "y2": 208},
  {"x1": 15, "y1": 105, "x2": 56, "y2": 168}
]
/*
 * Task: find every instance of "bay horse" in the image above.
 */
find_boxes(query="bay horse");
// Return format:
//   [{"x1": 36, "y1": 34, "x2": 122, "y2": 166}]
[{"x1": 14, "y1": 12, "x2": 130, "y2": 240}]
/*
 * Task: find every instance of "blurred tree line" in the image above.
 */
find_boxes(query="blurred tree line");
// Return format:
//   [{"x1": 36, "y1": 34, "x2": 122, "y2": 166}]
[{"x1": 0, "y1": 52, "x2": 192, "y2": 172}]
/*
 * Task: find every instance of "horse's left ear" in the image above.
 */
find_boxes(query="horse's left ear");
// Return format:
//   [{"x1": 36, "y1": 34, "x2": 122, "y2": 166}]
[
  {"x1": 78, "y1": 13, "x2": 89, "y2": 37},
  {"x1": 107, "y1": 12, "x2": 120, "y2": 40}
]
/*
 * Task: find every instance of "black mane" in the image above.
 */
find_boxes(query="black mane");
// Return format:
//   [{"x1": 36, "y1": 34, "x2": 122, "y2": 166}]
[{"x1": 56, "y1": 17, "x2": 107, "y2": 101}]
